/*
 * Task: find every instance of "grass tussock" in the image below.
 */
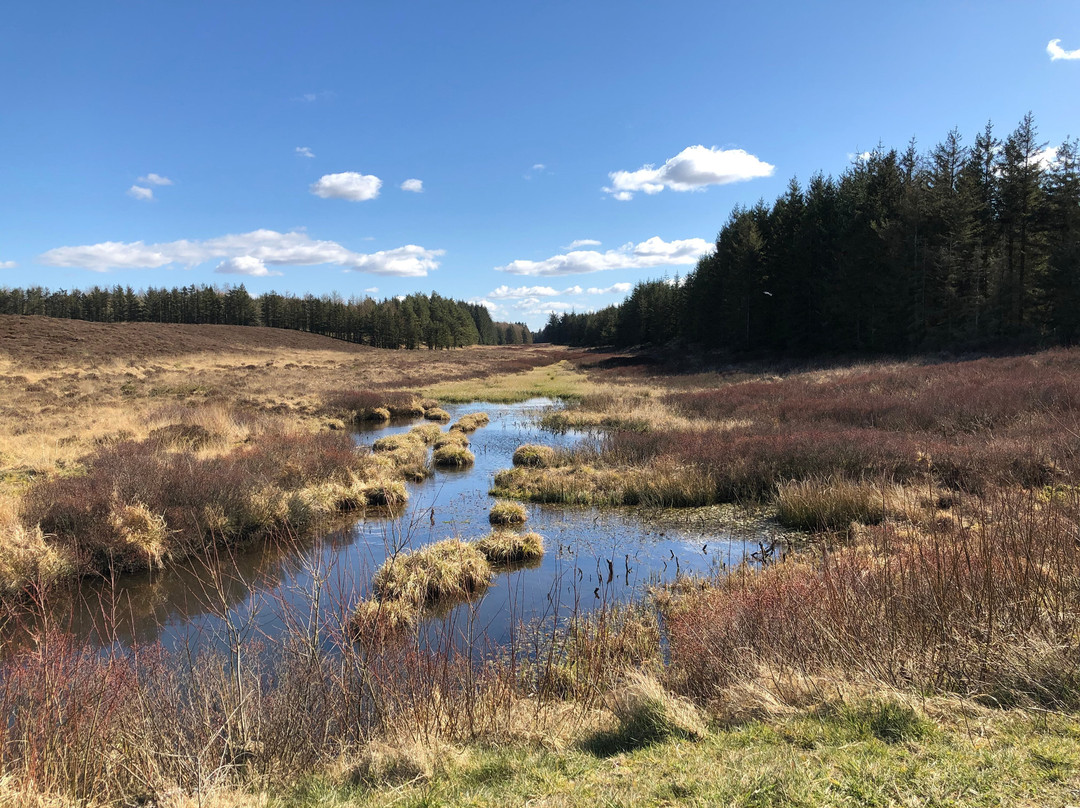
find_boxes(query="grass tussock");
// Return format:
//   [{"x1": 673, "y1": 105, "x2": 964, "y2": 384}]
[
  {"x1": 372, "y1": 539, "x2": 493, "y2": 607},
  {"x1": 488, "y1": 501, "x2": 527, "y2": 526},
  {"x1": 474, "y1": 530, "x2": 544, "y2": 565},
  {"x1": 349, "y1": 598, "x2": 419, "y2": 643},
  {"x1": 511, "y1": 444, "x2": 557, "y2": 468},
  {"x1": 775, "y1": 477, "x2": 887, "y2": 531},
  {"x1": 449, "y1": 411, "x2": 490, "y2": 433},
  {"x1": 423, "y1": 407, "x2": 451, "y2": 423},
  {"x1": 599, "y1": 671, "x2": 707, "y2": 750},
  {"x1": 433, "y1": 445, "x2": 475, "y2": 468},
  {"x1": 433, "y1": 430, "x2": 469, "y2": 449}
]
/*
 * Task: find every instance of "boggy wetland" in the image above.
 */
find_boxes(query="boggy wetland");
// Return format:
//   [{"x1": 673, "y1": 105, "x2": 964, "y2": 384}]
[{"x1": 4, "y1": 317, "x2": 1080, "y2": 806}]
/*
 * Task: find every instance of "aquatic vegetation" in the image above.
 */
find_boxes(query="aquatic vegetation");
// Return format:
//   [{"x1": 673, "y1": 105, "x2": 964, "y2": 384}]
[
  {"x1": 372, "y1": 538, "x2": 492, "y2": 607},
  {"x1": 449, "y1": 412, "x2": 490, "y2": 433},
  {"x1": 512, "y1": 443, "x2": 557, "y2": 468},
  {"x1": 433, "y1": 445, "x2": 475, "y2": 468},
  {"x1": 474, "y1": 530, "x2": 544, "y2": 565},
  {"x1": 488, "y1": 501, "x2": 527, "y2": 526}
]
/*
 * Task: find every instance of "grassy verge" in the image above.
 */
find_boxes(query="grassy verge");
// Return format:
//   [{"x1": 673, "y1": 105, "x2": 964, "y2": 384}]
[{"x1": 272, "y1": 701, "x2": 1080, "y2": 807}]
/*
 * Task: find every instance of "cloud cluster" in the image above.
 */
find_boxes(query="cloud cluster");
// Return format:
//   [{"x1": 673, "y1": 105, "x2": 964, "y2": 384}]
[
  {"x1": 215, "y1": 256, "x2": 281, "y2": 277},
  {"x1": 1048, "y1": 39, "x2": 1080, "y2": 60},
  {"x1": 400, "y1": 178, "x2": 424, "y2": 193},
  {"x1": 128, "y1": 172, "x2": 173, "y2": 201},
  {"x1": 311, "y1": 172, "x2": 382, "y2": 201},
  {"x1": 489, "y1": 284, "x2": 581, "y2": 299},
  {"x1": 39, "y1": 229, "x2": 443, "y2": 277},
  {"x1": 604, "y1": 145, "x2": 774, "y2": 200},
  {"x1": 496, "y1": 236, "x2": 710, "y2": 277}
]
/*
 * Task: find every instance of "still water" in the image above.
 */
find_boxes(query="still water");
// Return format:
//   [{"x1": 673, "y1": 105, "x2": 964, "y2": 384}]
[{"x1": 43, "y1": 399, "x2": 780, "y2": 653}]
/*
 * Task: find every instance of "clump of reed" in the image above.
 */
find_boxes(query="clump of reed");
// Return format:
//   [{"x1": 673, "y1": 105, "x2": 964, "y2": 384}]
[
  {"x1": 350, "y1": 598, "x2": 420, "y2": 642},
  {"x1": 488, "y1": 501, "x2": 527, "y2": 526},
  {"x1": 474, "y1": 530, "x2": 544, "y2": 566},
  {"x1": 371, "y1": 424, "x2": 443, "y2": 481},
  {"x1": 604, "y1": 671, "x2": 707, "y2": 747},
  {"x1": 449, "y1": 412, "x2": 490, "y2": 433},
  {"x1": 424, "y1": 407, "x2": 451, "y2": 423},
  {"x1": 512, "y1": 444, "x2": 557, "y2": 468},
  {"x1": 775, "y1": 477, "x2": 887, "y2": 531},
  {"x1": 372, "y1": 539, "x2": 492, "y2": 607},
  {"x1": 0, "y1": 507, "x2": 77, "y2": 593},
  {"x1": 433, "y1": 445, "x2": 475, "y2": 468},
  {"x1": 433, "y1": 430, "x2": 469, "y2": 449}
]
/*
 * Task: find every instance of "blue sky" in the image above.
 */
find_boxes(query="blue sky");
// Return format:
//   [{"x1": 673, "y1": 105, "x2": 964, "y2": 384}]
[{"x1": 1, "y1": 1, "x2": 1078, "y2": 328}]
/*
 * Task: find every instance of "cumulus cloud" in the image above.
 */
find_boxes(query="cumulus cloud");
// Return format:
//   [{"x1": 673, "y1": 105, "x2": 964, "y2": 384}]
[
  {"x1": 565, "y1": 239, "x2": 601, "y2": 249},
  {"x1": 365, "y1": 286, "x2": 379, "y2": 294},
  {"x1": 310, "y1": 172, "x2": 382, "y2": 201},
  {"x1": 489, "y1": 285, "x2": 559, "y2": 299},
  {"x1": 296, "y1": 146, "x2": 315, "y2": 158},
  {"x1": 128, "y1": 185, "x2": 153, "y2": 201},
  {"x1": 0, "y1": 260, "x2": 16, "y2": 269},
  {"x1": 215, "y1": 256, "x2": 282, "y2": 277},
  {"x1": 496, "y1": 236, "x2": 709, "y2": 277},
  {"x1": 138, "y1": 173, "x2": 173, "y2": 186},
  {"x1": 586, "y1": 282, "x2": 633, "y2": 295},
  {"x1": 604, "y1": 145, "x2": 774, "y2": 200},
  {"x1": 400, "y1": 178, "x2": 424, "y2": 193},
  {"x1": 1033, "y1": 146, "x2": 1060, "y2": 169},
  {"x1": 1048, "y1": 39, "x2": 1080, "y2": 60},
  {"x1": 39, "y1": 229, "x2": 443, "y2": 276}
]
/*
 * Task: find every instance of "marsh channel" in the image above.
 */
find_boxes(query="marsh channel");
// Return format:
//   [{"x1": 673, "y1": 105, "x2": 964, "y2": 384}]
[{"x1": 43, "y1": 398, "x2": 784, "y2": 655}]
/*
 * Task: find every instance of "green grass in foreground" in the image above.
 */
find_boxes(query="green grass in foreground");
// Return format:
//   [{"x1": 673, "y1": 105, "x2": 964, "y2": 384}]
[
  {"x1": 270, "y1": 702, "x2": 1080, "y2": 807},
  {"x1": 422, "y1": 361, "x2": 592, "y2": 403}
]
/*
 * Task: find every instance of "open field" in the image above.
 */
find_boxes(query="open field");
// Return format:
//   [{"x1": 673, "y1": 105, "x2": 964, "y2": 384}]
[{"x1": 5, "y1": 315, "x2": 1080, "y2": 806}]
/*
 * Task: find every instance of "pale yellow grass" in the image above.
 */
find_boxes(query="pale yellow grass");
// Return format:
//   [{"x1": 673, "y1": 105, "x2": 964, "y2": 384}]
[{"x1": 422, "y1": 359, "x2": 593, "y2": 403}]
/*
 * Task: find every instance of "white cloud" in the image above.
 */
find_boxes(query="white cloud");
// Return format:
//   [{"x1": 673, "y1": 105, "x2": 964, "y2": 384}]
[
  {"x1": 296, "y1": 146, "x2": 315, "y2": 158},
  {"x1": 489, "y1": 285, "x2": 560, "y2": 299},
  {"x1": 310, "y1": 172, "x2": 382, "y2": 201},
  {"x1": 1033, "y1": 146, "x2": 1060, "y2": 169},
  {"x1": 298, "y1": 91, "x2": 336, "y2": 102},
  {"x1": 469, "y1": 297, "x2": 501, "y2": 313},
  {"x1": 127, "y1": 185, "x2": 153, "y2": 201},
  {"x1": 565, "y1": 239, "x2": 601, "y2": 249},
  {"x1": 400, "y1": 178, "x2": 424, "y2": 193},
  {"x1": 487, "y1": 284, "x2": 589, "y2": 299},
  {"x1": 604, "y1": 145, "x2": 774, "y2": 199},
  {"x1": 496, "y1": 236, "x2": 709, "y2": 277},
  {"x1": 586, "y1": 282, "x2": 633, "y2": 295},
  {"x1": 1048, "y1": 39, "x2": 1080, "y2": 60},
  {"x1": 365, "y1": 286, "x2": 379, "y2": 294},
  {"x1": 533, "y1": 163, "x2": 546, "y2": 172},
  {"x1": 214, "y1": 256, "x2": 282, "y2": 277},
  {"x1": 39, "y1": 229, "x2": 443, "y2": 277},
  {"x1": 138, "y1": 173, "x2": 172, "y2": 186},
  {"x1": 847, "y1": 151, "x2": 873, "y2": 163},
  {"x1": 394, "y1": 294, "x2": 406, "y2": 302},
  {"x1": 0, "y1": 260, "x2": 16, "y2": 269}
]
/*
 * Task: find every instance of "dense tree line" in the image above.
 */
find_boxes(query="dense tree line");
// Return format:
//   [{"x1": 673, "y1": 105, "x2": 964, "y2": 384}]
[
  {"x1": 0, "y1": 284, "x2": 532, "y2": 349},
  {"x1": 542, "y1": 115, "x2": 1080, "y2": 354}
]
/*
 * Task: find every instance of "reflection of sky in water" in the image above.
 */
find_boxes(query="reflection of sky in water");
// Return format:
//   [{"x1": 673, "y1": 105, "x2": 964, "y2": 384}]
[{"x1": 33, "y1": 399, "x2": 777, "y2": 654}]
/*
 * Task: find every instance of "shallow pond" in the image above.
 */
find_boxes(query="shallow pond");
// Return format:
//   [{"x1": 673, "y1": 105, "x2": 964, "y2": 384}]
[{"x1": 36, "y1": 398, "x2": 783, "y2": 653}]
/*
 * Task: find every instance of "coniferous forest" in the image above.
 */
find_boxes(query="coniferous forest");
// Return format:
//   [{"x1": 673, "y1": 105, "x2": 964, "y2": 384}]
[
  {"x1": 541, "y1": 115, "x2": 1080, "y2": 355},
  {"x1": 0, "y1": 285, "x2": 532, "y2": 348}
]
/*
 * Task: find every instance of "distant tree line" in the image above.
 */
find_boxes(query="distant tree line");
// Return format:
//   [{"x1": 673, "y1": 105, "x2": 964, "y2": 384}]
[
  {"x1": 0, "y1": 284, "x2": 532, "y2": 349},
  {"x1": 541, "y1": 114, "x2": 1080, "y2": 354}
]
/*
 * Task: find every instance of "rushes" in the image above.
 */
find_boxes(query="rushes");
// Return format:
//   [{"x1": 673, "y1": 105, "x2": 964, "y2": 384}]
[
  {"x1": 488, "y1": 501, "x2": 527, "y2": 526},
  {"x1": 474, "y1": 530, "x2": 544, "y2": 565},
  {"x1": 775, "y1": 478, "x2": 886, "y2": 531},
  {"x1": 372, "y1": 538, "x2": 493, "y2": 607}
]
